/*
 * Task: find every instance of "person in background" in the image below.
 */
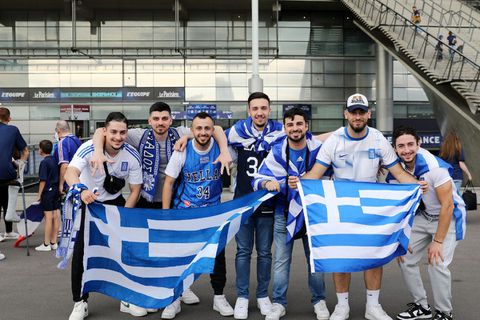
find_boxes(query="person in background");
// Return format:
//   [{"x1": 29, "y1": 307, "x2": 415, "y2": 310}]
[
  {"x1": 0, "y1": 107, "x2": 29, "y2": 258},
  {"x1": 54, "y1": 120, "x2": 82, "y2": 194},
  {"x1": 439, "y1": 131, "x2": 472, "y2": 191},
  {"x1": 35, "y1": 140, "x2": 61, "y2": 252}
]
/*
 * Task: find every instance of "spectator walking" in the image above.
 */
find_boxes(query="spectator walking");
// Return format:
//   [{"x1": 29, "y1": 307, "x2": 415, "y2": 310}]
[{"x1": 440, "y1": 131, "x2": 472, "y2": 191}]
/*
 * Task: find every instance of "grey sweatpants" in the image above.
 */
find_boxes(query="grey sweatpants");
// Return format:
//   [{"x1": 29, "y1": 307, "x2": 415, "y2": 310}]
[{"x1": 398, "y1": 214, "x2": 458, "y2": 313}]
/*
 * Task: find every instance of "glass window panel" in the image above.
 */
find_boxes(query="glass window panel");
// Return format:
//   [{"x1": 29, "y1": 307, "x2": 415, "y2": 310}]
[
  {"x1": 123, "y1": 105, "x2": 150, "y2": 120},
  {"x1": 277, "y1": 87, "x2": 311, "y2": 100},
  {"x1": 8, "y1": 106, "x2": 29, "y2": 120},
  {"x1": 393, "y1": 88, "x2": 408, "y2": 100},
  {"x1": 216, "y1": 87, "x2": 249, "y2": 100},
  {"x1": 324, "y1": 74, "x2": 344, "y2": 87},
  {"x1": 278, "y1": 27, "x2": 310, "y2": 41},
  {"x1": 407, "y1": 75, "x2": 422, "y2": 87},
  {"x1": 324, "y1": 60, "x2": 344, "y2": 73},
  {"x1": 92, "y1": 105, "x2": 121, "y2": 119},
  {"x1": 344, "y1": 74, "x2": 375, "y2": 87},
  {"x1": 393, "y1": 104, "x2": 408, "y2": 117},
  {"x1": 216, "y1": 27, "x2": 228, "y2": 41},
  {"x1": 278, "y1": 42, "x2": 309, "y2": 55},
  {"x1": 30, "y1": 105, "x2": 61, "y2": 120},
  {"x1": 407, "y1": 104, "x2": 434, "y2": 118},
  {"x1": 101, "y1": 27, "x2": 122, "y2": 40},
  {"x1": 344, "y1": 60, "x2": 376, "y2": 73},
  {"x1": 260, "y1": 74, "x2": 278, "y2": 86},
  {"x1": 278, "y1": 73, "x2": 311, "y2": 86},
  {"x1": 0, "y1": 74, "x2": 28, "y2": 87},
  {"x1": 312, "y1": 74, "x2": 324, "y2": 86},
  {"x1": 29, "y1": 73, "x2": 60, "y2": 87},
  {"x1": 122, "y1": 27, "x2": 153, "y2": 41},
  {"x1": 312, "y1": 61, "x2": 324, "y2": 73},
  {"x1": 186, "y1": 27, "x2": 215, "y2": 41},
  {"x1": 0, "y1": 27, "x2": 13, "y2": 41},
  {"x1": 407, "y1": 88, "x2": 428, "y2": 101},
  {"x1": 136, "y1": 73, "x2": 154, "y2": 86},
  {"x1": 394, "y1": 74, "x2": 408, "y2": 87},
  {"x1": 312, "y1": 88, "x2": 344, "y2": 100},
  {"x1": 152, "y1": 73, "x2": 184, "y2": 86},
  {"x1": 186, "y1": 87, "x2": 216, "y2": 100},
  {"x1": 215, "y1": 73, "x2": 247, "y2": 86},
  {"x1": 311, "y1": 119, "x2": 343, "y2": 133},
  {"x1": 276, "y1": 59, "x2": 310, "y2": 73},
  {"x1": 312, "y1": 104, "x2": 344, "y2": 118},
  {"x1": 186, "y1": 73, "x2": 216, "y2": 86}
]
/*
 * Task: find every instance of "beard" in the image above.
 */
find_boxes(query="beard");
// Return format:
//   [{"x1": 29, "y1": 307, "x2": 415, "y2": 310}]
[
  {"x1": 195, "y1": 136, "x2": 210, "y2": 147},
  {"x1": 288, "y1": 132, "x2": 306, "y2": 143},
  {"x1": 350, "y1": 121, "x2": 367, "y2": 133}
]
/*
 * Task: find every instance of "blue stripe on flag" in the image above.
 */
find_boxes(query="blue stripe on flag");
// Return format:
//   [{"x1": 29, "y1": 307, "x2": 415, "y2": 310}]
[
  {"x1": 310, "y1": 229, "x2": 405, "y2": 247},
  {"x1": 149, "y1": 228, "x2": 220, "y2": 243}
]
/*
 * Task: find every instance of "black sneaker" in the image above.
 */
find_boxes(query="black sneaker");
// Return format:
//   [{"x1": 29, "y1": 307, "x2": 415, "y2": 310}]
[
  {"x1": 397, "y1": 303, "x2": 432, "y2": 319},
  {"x1": 433, "y1": 311, "x2": 453, "y2": 320}
]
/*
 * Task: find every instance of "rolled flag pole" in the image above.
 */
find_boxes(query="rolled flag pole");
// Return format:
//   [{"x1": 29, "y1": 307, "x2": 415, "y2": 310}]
[{"x1": 20, "y1": 182, "x2": 30, "y2": 256}]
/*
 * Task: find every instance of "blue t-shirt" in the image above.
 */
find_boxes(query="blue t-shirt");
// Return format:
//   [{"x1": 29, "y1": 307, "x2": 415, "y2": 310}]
[
  {"x1": 54, "y1": 134, "x2": 82, "y2": 165},
  {"x1": 0, "y1": 123, "x2": 27, "y2": 180},
  {"x1": 39, "y1": 155, "x2": 59, "y2": 192},
  {"x1": 290, "y1": 146, "x2": 307, "y2": 175}
]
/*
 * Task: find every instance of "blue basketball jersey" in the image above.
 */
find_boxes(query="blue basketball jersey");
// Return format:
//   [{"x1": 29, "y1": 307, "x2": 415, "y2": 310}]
[{"x1": 174, "y1": 140, "x2": 222, "y2": 209}]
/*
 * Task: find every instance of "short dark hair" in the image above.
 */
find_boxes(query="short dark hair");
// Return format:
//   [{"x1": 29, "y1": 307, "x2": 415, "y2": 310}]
[
  {"x1": 192, "y1": 112, "x2": 214, "y2": 123},
  {"x1": 0, "y1": 107, "x2": 10, "y2": 122},
  {"x1": 248, "y1": 92, "x2": 270, "y2": 105},
  {"x1": 105, "y1": 112, "x2": 128, "y2": 127},
  {"x1": 39, "y1": 139, "x2": 53, "y2": 154},
  {"x1": 283, "y1": 107, "x2": 307, "y2": 124},
  {"x1": 392, "y1": 125, "x2": 420, "y2": 146},
  {"x1": 149, "y1": 102, "x2": 172, "y2": 115}
]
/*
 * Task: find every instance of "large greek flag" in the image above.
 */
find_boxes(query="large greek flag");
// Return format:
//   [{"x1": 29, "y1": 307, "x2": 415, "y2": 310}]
[
  {"x1": 81, "y1": 190, "x2": 273, "y2": 309},
  {"x1": 298, "y1": 180, "x2": 422, "y2": 273}
]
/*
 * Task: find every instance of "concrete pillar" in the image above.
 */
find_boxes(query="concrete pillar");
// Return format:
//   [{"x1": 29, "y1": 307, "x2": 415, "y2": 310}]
[
  {"x1": 376, "y1": 45, "x2": 394, "y2": 133},
  {"x1": 248, "y1": 0, "x2": 263, "y2": 93}
]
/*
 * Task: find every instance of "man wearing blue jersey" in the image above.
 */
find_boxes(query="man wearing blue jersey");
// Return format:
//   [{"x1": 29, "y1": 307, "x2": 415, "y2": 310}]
[
  {"x1": 54, "y1": 120, "x2": 82, "y2": 193},
  {"x1": 162, "y1": 112, "x2": 233, "y2": 319},
  {"x1": 226, "y1": 92, "x2": 284, "y2": 319},
  {"x1": 289, "y1": 94, "x2": 426, "y2": 320},
  {"x1": 252, "y1": 108, "x2": 330, "y2": 320},
  {"x1": 392, "y1": 126, "x2": 465, "y2": 320}
]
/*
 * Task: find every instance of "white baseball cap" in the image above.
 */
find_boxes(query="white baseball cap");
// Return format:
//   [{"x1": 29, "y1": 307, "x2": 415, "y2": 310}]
[{"x1": 346, "y1": 93, "x2": 369, "y2": 112}]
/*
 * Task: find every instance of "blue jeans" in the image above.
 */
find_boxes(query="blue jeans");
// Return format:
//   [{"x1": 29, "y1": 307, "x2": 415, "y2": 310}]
[
  {"x1": 235, "y1": 214, "x2": 274, "y2": 299},
  {"x1": 272, "y1": 214, "x2": 326, "y2": 307}
]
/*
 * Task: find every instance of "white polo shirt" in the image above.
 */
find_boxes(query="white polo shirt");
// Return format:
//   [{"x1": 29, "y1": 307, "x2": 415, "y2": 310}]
[{"x1": 69, "y1": 140, "x2": 143, "y2": 202}]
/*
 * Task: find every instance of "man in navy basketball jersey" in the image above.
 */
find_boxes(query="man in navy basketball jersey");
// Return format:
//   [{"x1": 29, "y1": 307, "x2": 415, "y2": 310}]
[
  {"x1": 162, "y1": 112, "x2": 233, "y2": 319},
  {"x1": 226, "y1": 92, "x2": 284, "y2": 319}
]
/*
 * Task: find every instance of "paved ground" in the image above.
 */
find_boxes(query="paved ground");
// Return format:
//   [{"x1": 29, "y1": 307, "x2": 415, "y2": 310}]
[{"x1": 0, "y1": 191, "x2": 479, "y2": 320}]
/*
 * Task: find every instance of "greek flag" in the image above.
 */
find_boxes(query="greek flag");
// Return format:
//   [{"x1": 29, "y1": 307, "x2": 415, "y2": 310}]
[
  {"x1": 298, "y1": 179, "x2": 422, "y2": 273},
  {"x1": 81, "y1": 190, "x2": 273, "y2": 309}
]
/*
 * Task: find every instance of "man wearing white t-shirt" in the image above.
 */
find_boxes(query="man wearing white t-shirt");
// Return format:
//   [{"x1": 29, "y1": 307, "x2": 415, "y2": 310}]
[
  {"x1": 289, "y1": 94, "x2": 425, "y2": 320},
  {"x1": 65, "y1": 112, "x2": 145, "y2": 320},
  {"x1": 392, "y1": 126, "x2": 465, "y2": 320}
]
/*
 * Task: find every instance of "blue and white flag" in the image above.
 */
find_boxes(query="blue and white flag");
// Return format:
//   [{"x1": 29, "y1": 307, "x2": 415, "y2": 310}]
[
  {"x1": 298, "y1": 179, "x2": 422, "y2": 273},
  {"x1": 81, "y1": 190, "x2": 274, "y2": 309}
]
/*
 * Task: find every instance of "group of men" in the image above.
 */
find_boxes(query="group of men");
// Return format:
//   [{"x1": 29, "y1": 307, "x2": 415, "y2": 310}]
[{"x1": 53, "y1": 91, "x2": 462, "y2": 320}]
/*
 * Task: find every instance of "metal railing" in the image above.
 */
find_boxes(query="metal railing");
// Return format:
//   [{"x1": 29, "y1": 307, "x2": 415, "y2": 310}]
[{"x1": 343, "y1": 0, "x2": 480, "y2": 98}]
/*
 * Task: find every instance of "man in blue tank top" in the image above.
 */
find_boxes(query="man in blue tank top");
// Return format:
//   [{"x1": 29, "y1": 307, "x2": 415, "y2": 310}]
[{"x1": 162, "y1": 112, "x2": 233, "y2": 319}]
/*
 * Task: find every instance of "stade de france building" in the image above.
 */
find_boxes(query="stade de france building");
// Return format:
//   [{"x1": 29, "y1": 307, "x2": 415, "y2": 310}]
[{"x1": 0, "y1": 0, "x2": 457, "y2": 153}]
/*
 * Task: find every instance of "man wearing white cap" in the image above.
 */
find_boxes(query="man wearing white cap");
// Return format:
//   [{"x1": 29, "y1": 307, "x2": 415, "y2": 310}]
[{"x1": 288, "y1": 93, "x2": 426, "y2": 320}]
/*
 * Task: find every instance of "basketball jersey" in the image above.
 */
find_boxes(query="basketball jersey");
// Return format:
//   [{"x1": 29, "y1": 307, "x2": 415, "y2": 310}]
[{"x1": 173, "y1": 139, "x2": 222, "y2": 209}]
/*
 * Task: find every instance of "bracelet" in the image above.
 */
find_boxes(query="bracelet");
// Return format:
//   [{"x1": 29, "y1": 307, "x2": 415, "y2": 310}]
[{"x1": 433, "y1": 238, "x2": 443, "y2": 244}]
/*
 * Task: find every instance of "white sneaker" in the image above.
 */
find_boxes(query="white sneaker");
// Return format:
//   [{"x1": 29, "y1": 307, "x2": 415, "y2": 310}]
[
  {"x1": 161, "y1": 299, "x2": 181, "y2": 319},
  {"x1": 234, "y1": 297, "x2": 249, "y2": 319},
  {"x1": 314, "y1": 300, "x2": 330, "y2": 320},
  {"x1": 4, "y1": 231, "x2": 19, "y2": 240},
  {"x1": 365, "y1": 304, "x2": 392, "y2": 320},
  {"x1": 35, "y1": 243, "x2": 51, "y2": 252},
  {"x1": 0, "y1": 252, "x2": 5, "y2": 261},
  {"x1": 146, "y1": 308, "x2": 158, "y2": 313},
  {"x1": 213, "y1": 294, "x2": 234, "y2": 316},
  {"x1": 0, "y1": 234, "x2": 5, "y2": 242},
  {"x1": 69, "y1": 301, "x2": 88, "y2": 320},
  {"x1": 265, "y1": 303, "x2": 286, "y2": 320},
  {"x1": 51, "y1": 243, "x2": 58, "y2": 250},
  {"x1": 330, "y1": 304, "x2": 350, "y2": 320},
  {"x1": 181, "y1": 288, "x2": 200, "y2": 304},
  {"x1": 120, "y1": 301, "x2": 148, "y2": 317},
  {"x1": 257, "y1": 297, "x2": 273, "y2": 316}
]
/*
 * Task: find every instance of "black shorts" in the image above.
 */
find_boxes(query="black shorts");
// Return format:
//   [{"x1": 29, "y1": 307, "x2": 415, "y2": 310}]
[{"x1": 41, "y1": 187, "x2": 61, "y2": 211}]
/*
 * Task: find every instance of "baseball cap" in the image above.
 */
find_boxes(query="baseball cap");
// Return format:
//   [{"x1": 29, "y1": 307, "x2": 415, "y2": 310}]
[{"x1": 346, "y1": 93, "x2": 369, "y2": 112}]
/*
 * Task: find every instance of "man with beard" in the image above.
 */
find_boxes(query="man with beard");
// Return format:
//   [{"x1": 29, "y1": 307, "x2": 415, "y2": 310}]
[
  {"x1": 289, "y1": 94, "x2": 426, "y2": 320},
  {"x1": 162, "y1": 112, "x2": 233, "y2": 319},
  {"x1": 252, "y1": 108, "x2": 330, "y2": 320},
  {"x1": 226, "y1": 92, "x2": 284, "y2": 320},
  {"x1": 65, "y1": 112, "x2": 146, "y2": 319},
  {"x1": 391, "y1": 126, "x2": 465, "y2": 320},
  {"x1": 92, "y1": 102, "x2": 231, "y2": 209}
]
